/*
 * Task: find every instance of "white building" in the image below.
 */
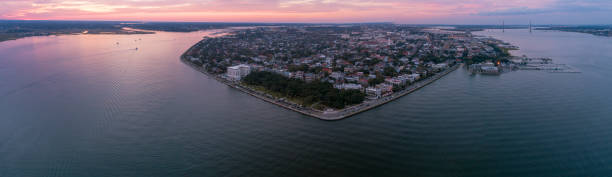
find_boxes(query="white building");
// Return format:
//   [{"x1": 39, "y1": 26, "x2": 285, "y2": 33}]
[
  {"x1": 330, "y1": 72, "x2": 344, "y2": 80},
  {"x1": 227, "y1": 64, "x2": 251, "y2": 81},
  {"x1": 334, "y1": 83, "x2": 363, "y2": 90},
  {"x1": 189, "y1": 57, "x2": 199, "y2": 62},
  {"x1": 385, "y1": 78, "x2": 404, "y2": 86},
  {"x1": 407, "y1": 74, "x2": 421, "y2": 82},
  {"x1": 433, "y1": 63, "x2": 448, "y2": 70},
  {"x1": 480, "y1": 62, "x2": 499, "y2": 74},
  {"x1": 291, "y1": 71, "x2": 304, "y2": 80},
  {"x1": 366, "y1": 87, "x2": 382, "y2": 99}
]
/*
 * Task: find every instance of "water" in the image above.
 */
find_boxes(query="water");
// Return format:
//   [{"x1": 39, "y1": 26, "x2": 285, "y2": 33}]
[{"x1": 1, "y1": 29, "x2": 611, "y2": 177}]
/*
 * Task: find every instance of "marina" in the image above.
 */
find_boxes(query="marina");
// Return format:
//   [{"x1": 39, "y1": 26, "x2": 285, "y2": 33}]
[
  {"x1": 469, "y1": 56, "x2": 581, "y2": 75},
  {"x1": 513, "y1": 57, "x2": 581, "y2": 73}
]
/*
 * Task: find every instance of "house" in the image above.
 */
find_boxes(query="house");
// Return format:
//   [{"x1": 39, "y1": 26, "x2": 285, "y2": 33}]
[
  {"x1": 407, "y1": 74, "x2": 421, "y2": 82},
  {"x1": 366, "y1": 87, "x2": 382, "y2": 99},
  {"x1": 292, "y1": 71, "x2": 304, "y2": 80},
  {"x1": 304, "y1": 73, "x2": 315, "y2": 82},
  {"x1": 433, "y1": 63, "x2": 448, "y2": 70},
  {"x1": 334, "y1": 83, "x2": 363, "y2": 91},
  {"x1": 377, "y1": 83, "x2": 393, "y2": 94},
  {"x1": 189, "y1": 57, "x2": 199, "y2": 62},
  {"x1": 385, "y1": 78, "x2": 403, "y2": 86}
]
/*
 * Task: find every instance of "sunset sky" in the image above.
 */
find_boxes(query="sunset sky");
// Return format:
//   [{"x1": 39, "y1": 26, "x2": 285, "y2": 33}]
[{"x1": 1, "y1": 0, "x2": 611, "y2": 24}]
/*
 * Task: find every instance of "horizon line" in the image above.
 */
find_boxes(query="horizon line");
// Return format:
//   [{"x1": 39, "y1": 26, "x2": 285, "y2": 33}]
[{"x1": 1, "y1": 19, "x2": 611, "y2": 26}]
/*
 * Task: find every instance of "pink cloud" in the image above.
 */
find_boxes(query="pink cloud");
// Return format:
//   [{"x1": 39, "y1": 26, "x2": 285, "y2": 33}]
[{"x1": 0, "y1": 0, "x2": 607, "y2": 24}]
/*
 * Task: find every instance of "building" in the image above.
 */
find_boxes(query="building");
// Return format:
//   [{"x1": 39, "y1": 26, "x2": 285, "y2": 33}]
[
  {"x1": 407, "y1": 74, "x2": 421, "y2": 82},
  {"x1": 470, "y1": 62, "x2": 499, "y2": 74},
  {"x1": 481, "y1": 62, "x2": 499, "y2": 74},
  {"x1": 189, "y1": 57, "x2": 199, "y2": 62},
  {"x1": 366, "y1": 87, "x2": 382, "y2": 99},
  {"x1": 334, "y1": 83, "x2": 363, "y2": 91},
  {"x1": 304, "y1": 73, "x2": 315, "y2": 82},
  {"x1": 385, "y1": 78, "x2": 404, "y2": 86},
  {"x1": 292, "y1": 71, "x2": 304, "y2": 80},
  {"x1": 433, "y1": 63, "x2": 448, "y2": 70},
  {"x1": 226, "y1": 64, "x2": 251, "y2": 81},
  {"x1": 331, "y1": 72, "x2": 344, "y2": 80},
  {"x1": 377, "y1": 83, "x2": 394, "y2": 94}
]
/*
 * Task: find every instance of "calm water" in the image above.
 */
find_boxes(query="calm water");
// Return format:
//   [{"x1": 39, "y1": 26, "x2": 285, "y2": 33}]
[{"x1": 1, "y1": 29, "x2": 612, "y2": 177}]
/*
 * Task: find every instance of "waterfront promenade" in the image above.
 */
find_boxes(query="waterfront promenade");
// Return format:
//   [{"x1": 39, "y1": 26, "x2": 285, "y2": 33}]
[{"x1": 181, "y1": 46, "x2": 460, "y2": 120}]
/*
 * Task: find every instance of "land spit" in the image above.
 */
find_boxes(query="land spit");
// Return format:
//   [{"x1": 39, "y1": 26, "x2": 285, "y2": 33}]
[{"x1": 181, "y1": 45, "x2": 460, "y2": 120}]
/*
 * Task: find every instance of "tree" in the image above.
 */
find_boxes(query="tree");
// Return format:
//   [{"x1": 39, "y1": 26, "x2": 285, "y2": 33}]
[
  {"x1": 368, "y1": 76, "x2": 384, "y2": 86},
  {"x1": 383, "y1": 67, "x2": 398, "y2": 77},
  {"x1": 242, "y1": 71, "x2": 365, "y2": 109}
]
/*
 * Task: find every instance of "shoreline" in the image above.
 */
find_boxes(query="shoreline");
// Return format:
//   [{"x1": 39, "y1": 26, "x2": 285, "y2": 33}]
[
  {"x1": 0, "y1": 30, "x2": 154, "y2": 43},
  {"x1": 181, "y1": 44, "x2": 461, "y2": 120}
]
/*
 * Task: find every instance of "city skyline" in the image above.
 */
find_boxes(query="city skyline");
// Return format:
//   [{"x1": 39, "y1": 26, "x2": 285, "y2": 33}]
[{"x1": 1, "y1": 0, "x2": 611, "y2": 25}]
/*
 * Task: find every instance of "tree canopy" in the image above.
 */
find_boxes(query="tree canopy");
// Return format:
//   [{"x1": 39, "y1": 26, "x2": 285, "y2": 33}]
[{"x1": 242, "y1": 71, "x2": 365, "y2": 109}]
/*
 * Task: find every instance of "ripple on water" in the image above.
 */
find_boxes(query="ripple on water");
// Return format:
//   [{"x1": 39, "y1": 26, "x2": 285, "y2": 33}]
[{"x1": 1, "y1": 29, "x2": 612, "y2": 177}]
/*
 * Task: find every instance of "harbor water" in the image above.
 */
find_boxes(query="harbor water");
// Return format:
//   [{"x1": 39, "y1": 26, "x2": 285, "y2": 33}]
[{"x1": 1, "y1": 29, "x2": 612, "y2": 176}]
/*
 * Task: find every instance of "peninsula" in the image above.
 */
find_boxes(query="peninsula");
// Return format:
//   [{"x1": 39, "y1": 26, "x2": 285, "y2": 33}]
[
  {"x1": 0, "y1": 20, "x2": 288, "y2": 42},
  {"x1": 537, "y1": 25, "x2": 612, "y2": 37},
  {"x1": 182, "y1": 24, "x2": 511, "y2": 120}
]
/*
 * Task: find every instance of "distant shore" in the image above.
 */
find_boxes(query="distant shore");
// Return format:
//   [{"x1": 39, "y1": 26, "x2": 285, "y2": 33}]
[
  {"x1": 181, "y1": 44, "x2": 461, "y2": 120},
  {"x1": 0, "y1": 30, "x2": 154, "y2": 43}
]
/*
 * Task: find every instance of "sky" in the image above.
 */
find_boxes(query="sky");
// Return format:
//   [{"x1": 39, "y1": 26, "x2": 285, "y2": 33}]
[{"x1": 1, "y1": 0, "x2": 611, "y2": 24}]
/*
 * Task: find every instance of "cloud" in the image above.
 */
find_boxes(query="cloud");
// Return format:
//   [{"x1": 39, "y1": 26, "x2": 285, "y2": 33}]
[
  {"x1": 0, "y1": 0, "x2": 610, "y2": 24},
  {"x1": 477, "y1": 0, "x2": 612, "y2": 16},
  {"x1": 478, "y1": 7, "x2": 556, "y2": 16},
  {"x1": 31, "y1": 1, "x2": 129, "y2": 13}
]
